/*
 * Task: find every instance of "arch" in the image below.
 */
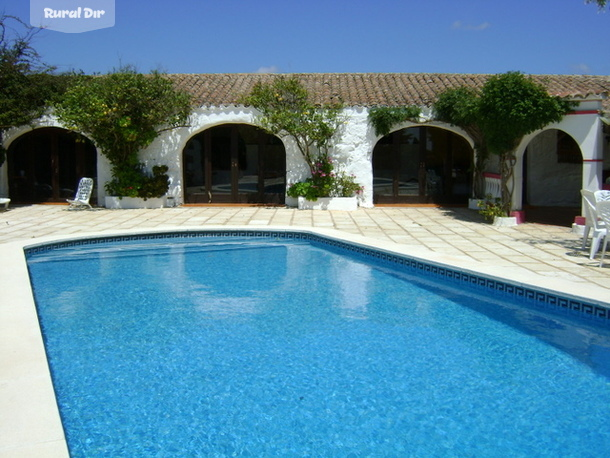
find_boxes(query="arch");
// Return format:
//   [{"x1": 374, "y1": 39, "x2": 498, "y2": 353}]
[
  {"x1": 522, "y1": 129, "x2": 583, "y2": 209},
  {"x1": 372, "y1": 125, "x2": 473, "y2": 204},
  {"x1": 182, "y1": 124, "x2": 286, "y2": 204},
  {"x1": 7, "y1": 127, "x2": 97, "y2": 204}
]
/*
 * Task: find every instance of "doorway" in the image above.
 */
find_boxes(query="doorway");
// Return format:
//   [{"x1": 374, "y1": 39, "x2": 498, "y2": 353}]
[
  {"x1": 183, "y1": 124, "x2": 286, "y2": 204},
  {"x1": 373, "y1": 126, "x2": 472, "y2": 204},
  {"x1": 7, "y1": 127, "x2": 97, "y2": 204}
]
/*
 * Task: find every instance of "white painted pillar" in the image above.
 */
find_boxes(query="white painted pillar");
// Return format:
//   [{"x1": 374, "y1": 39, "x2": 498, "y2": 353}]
[
  {"x1": 579, "y1": 116, "x2": 604, "y2": 216},
  {"x1": 510, "y1": 132, "x2": 536, "y2": 213},
  {"x1": 581, "y1": 121, "x2": 604, "y2": 191},
  {"x1": 511, "y1": 148, "x2": 525, "y2": 211}
]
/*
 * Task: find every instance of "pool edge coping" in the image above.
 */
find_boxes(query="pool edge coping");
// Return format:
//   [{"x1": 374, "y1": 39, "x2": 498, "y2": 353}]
[{"x1": 2, "y1": 225, "x2": 609, "y2": 456}]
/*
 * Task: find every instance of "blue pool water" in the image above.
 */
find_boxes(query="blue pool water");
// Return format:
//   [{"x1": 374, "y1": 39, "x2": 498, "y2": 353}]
[{"x1": 27, "y1": 233, "x2": 610, "y2": 456}]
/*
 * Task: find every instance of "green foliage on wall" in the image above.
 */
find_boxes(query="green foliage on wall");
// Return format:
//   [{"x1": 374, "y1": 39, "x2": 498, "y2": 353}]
[
  {"x1": 241, "y1": 76, "x2": 343, "y2": 173},
  {"x1": 477, "y1": 72, "x2": 574, "y2": 156},
  {"x1": 368, "y1": 106, "x2": 422, "y2": 137},
  {"x1": 55, "y1": 67, "x2": 191, "y2": 168},
  {"x1": 54, "y1": 67, "x2": 191, "y2": 197},
  {"x1": 433, "y1": 71, "x2": 575, "y2": 213}
]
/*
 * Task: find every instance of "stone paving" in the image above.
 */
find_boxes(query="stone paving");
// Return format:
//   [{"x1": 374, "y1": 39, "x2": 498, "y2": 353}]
[{"x1": 1, "y1": 203, "x2": 609, "y2": 297}]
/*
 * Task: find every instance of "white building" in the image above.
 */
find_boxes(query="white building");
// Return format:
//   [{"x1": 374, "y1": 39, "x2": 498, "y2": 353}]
[{"x1": 2, "y1": 73, "x2": 609, "y2": 214}]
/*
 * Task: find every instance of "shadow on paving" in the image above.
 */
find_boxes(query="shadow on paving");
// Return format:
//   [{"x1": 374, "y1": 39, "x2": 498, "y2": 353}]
[
  {"x1": 524, "y1": 206, "x2": 580, "y2": 228},
  {"x1": 440, "y1": 205, "x2": 580, "y2": 229},
  {"x1": 437, "y1": 206, "x2": 489, "y2": 224}
]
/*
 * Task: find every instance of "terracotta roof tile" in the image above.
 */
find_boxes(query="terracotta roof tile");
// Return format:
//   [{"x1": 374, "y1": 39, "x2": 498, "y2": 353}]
[{"x1": 167, "y1": 73, "x2": 610, "y2": 113}]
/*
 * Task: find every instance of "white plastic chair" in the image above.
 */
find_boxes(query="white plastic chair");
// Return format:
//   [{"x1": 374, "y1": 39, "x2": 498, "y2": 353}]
[
  {"x1": 596, "y1": 200, "x2": 610, "y2": 267},
  {"x1": 67, "y1": 177, "x2": 94, "y2": 209},
  {"x1": 581, "y1": 190, "x2": 600, "y2": 250},
  {"x1": 594, "y1": 191, "x2": 610, "y2": 253},
  {"x1": 594, "y1": 190, "x2": 610, "y2": 202},
  {"x1": 581, "y1": 189, "x2": 609, "y2": 259}
]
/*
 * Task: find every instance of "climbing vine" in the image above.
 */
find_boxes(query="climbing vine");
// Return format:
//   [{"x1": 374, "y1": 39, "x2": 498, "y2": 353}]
[
  {"x1": 241, "y1": 76, "x2": 343, "y2": 173},
  {"x1": 54, "y1": 67, "x2": 192, "y2": 198},
  {"x1": 368, "y1": 106, "x2": 422, "y2": 137}
]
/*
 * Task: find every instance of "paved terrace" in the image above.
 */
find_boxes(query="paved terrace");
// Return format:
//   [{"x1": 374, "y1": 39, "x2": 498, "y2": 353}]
[{"x1": 1, "y1": 203, "x2": 609, "y2": 296}]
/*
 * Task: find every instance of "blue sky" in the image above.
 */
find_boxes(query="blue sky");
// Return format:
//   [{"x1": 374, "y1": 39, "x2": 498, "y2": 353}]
[{"x1": 3, "y1": 0, "x2": 609, "y2": 75}]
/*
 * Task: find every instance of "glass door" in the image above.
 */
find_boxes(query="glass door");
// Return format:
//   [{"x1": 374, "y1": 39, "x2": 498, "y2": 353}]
[
  {"x1": 7, "y1": 128, "x2": 97, "y2": 203},
  {"x1": 183, "y1": 124, "x2": 285, "y2": 204},
  {"x1": 373, "y1": 127, "x2": 472, "y2": 204},
  {"x1": 373, "y1": 127, "x2": 427, "y2": 203}
]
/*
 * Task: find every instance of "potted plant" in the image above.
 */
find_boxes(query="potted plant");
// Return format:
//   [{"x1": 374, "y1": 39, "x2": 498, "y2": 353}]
[
  {"x1": 286, "y1": 154, "x2": 362, "y2": 210},
  {"x1": 477, "y1": 194, "x2": 517, "y2": 226},
  {"x1": 104, "y1": 164, "x2": 170, "y2": 209}
]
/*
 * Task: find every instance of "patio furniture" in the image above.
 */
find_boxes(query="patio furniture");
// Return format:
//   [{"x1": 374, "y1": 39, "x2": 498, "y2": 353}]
[
  {"x1": 67, "y1": 177, "x2": 94, "y2": 209},
  {"x1": 581, "y1": 190, "x2": 598, "y2": 249},
  {"x1": 594, "y1": 190, "x2": 610, "y2": 201},
  {"x1": 596, "y1": 200, "x2": 610, "y2": 267},
  {"x1": 483, "y1": 172, "x2": 502, "y2": 199},
  {"x1": 581, "y1": 189, "x2": 610, "y2": 259}
]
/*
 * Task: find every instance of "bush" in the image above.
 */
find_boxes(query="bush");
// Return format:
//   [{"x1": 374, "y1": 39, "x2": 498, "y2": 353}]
[
  {"x1": 477, "y1": 194, "x2": 507, "y2": 221},
  {"x1": 54, "y1": 67, "x2": 190, "y2": 199},
  {"x1": 287, "y1": 154, "x2": 362, "y2": 201},
  {"x1": 105, "y1": 164, "x2": 169, "y2": 199},
  {"x1": 139, "y1": 165, "x2": 170, "y2": 199},
  {"x1": 287, "y1": 181, "x2": 318, "y2": 200}
]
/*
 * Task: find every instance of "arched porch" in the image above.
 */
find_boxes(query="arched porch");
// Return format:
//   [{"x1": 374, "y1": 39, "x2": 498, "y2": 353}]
[
  {"x1": 6, "y1": 127, "x2": 97, "y2": 204},
  {"x1": 372, "y1": 126, "x2": 473, "y2": 204},
  {"x1": 520, "y1": 129, "x2": 583, "y2": 225},
  {"x1": 182, "y1": 124, "x2": 286, "y2": 204}
]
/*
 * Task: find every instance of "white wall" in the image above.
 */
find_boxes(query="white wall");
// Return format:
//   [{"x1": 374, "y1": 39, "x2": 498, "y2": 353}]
[
  {"x1": 0, "y1": 100, "x2": 605, "y2": 210},
  {"x1": 525, "y1": 130, "x2": 581, "y2": 206},
  {"x1": 145, "y1": 105, "x2": 379, "y2": 207},
  {"x1": 512, "y1": 100, "x2": 605, "y2": 211},
  {"x1": 332, "y1": 107, "x2": 376, "y2": 207}
]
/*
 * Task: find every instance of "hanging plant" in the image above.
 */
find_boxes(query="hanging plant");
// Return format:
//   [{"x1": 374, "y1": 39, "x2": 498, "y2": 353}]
[{"x1": 368, "y1": 106, "x2": 422, "y2": 137}]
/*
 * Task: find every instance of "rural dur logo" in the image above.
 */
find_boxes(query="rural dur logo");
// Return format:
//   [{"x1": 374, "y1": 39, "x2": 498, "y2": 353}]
[{"x1": 30, "y1": 0, "x2": 115, "y2": 33}]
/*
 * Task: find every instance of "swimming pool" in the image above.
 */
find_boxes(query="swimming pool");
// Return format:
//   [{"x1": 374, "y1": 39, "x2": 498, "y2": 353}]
[{"x1": 26, "y1": 231, "x2": 610, "y2": 456}]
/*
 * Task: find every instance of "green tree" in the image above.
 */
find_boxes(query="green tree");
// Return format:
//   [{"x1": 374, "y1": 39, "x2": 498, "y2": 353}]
[
  {"x1": 434, "y1": 72, "x2": 574, "y2": 214},
  {"x1": 479, "y1": 72, "x2": 574, "y2": 213},
  {"x1": 586, "y1": 0, "x2": 608, "y2": 9},
  {"x1": 241, "y1": 76, "x2": 343, "y2": 174},
  {"x1": 433, "y1": 86, "x2": 488, "y2": 199},
  {"x1": 0, "y1": 14, "x2": 67, "y2": 166},
  {"x1": 54, "y1": 67, "x2": 192, "y2": 197}
]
